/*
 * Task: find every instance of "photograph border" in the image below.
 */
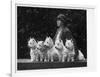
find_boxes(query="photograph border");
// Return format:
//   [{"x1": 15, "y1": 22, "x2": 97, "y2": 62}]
[{"x1": 11, "y1": 0, "x2": 96, "y2": 77}]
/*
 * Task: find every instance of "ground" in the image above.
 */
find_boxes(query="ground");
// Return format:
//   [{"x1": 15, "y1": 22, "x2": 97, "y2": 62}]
[{"x1": 17, "y1": 59, "x2": 87, "y2": 70}]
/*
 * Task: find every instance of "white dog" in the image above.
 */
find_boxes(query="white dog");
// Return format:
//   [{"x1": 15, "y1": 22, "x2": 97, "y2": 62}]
[
  {"x1": 43, "y1": 37, "x2": 55, "y2": 62},
  {"x1": 37, "y1": 41, "x2": 44, "y2": 62},
  {"x1": 77, "y1": 50, "x2": 85, "y2": 61},
  {"x1": 55, "y1": 39, "x2": 70, "y2": 62},
  {"x1": 65, "y1": 39, "x2": 75, "y2": 62},
  {"x1": 58, "y1": 39, "x2": 69, "y2": 62},
  {"x1": 28, "y1": 38, "x2": 38, "y2": 62}
]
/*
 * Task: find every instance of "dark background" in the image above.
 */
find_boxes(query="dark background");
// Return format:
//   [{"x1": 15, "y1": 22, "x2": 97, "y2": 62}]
[{"x1": 17, "y1": 6, "x2": 87, "y2": 59}]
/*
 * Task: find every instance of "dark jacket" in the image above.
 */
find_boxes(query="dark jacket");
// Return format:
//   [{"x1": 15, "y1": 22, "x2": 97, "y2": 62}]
[{"x1": 54, "y1": 26, "x2": 74, "y2": 44}]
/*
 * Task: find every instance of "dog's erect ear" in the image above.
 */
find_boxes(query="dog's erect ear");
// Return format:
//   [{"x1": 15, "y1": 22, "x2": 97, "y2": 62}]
[
  {"x1": 71, "y1": 39, "x2": 73, "y2": 41},
  {"x1": 50, "y1": 37, "x2": 52, "y2": 41},
  {"x1": 46, "y1": 36, "x2": 49, "y2": 39},
  {"x1": 49, "y1": 36, "x2": 51, "y2": 39}
]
